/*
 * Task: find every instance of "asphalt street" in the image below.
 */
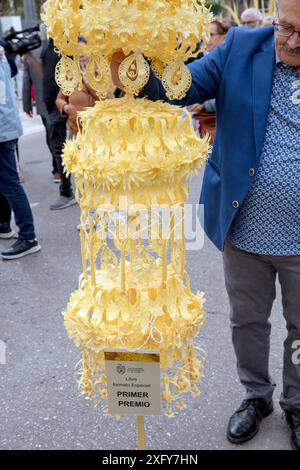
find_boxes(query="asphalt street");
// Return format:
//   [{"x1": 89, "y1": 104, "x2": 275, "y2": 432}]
[{"x1": 0, "y1": 113, "x2": 291, "y2": 450}]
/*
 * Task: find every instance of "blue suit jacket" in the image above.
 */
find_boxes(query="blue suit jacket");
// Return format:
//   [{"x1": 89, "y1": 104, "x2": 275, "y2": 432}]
[{"x1": 142, "y1": 26, "x2": 276, "y2": 251}]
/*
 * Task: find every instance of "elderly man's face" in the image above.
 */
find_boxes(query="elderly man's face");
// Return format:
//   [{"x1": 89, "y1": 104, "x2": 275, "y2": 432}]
[
  {"x1": 241, "y1": 13, "x2": 261, "y2": 28},
  {"x1": 276, "y1": 0, "x2": 300, "y2": 68}
]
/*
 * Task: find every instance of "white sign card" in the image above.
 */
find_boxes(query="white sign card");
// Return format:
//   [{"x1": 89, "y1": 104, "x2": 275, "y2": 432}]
[{"x1": 104, "y1": 349, "x2": 161, "y2": 416}]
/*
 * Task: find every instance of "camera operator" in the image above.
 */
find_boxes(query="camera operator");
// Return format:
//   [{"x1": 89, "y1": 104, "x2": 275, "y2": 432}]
[
  {"x1": 0, "y1": 39, "x2": 17, "y2": 78},
  {"x1": 0, "y1": 20, "x2": 42, "y2": 79},
  {"x1": 0, "y1": 46, "x2": 41, "y2": 260}
]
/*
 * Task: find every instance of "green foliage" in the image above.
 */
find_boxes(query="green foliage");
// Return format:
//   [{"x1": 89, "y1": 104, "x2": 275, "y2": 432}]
[
  {"x1": 205, "y1": 0, "x2": 224, "y2": 16},
  {"x1": 0, "y1": 0, "x2": 42, "y2": 17},
  {"x1": 0, "y1": 0, "x2": 23, "y2": 15}
]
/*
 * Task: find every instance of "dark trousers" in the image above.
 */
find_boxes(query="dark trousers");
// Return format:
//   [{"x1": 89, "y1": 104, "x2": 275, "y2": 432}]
[
  {"x1": 46, "y1": 108, "x2": 72, "y2": 197},
  {"x1": 223, "y1": 241, "x2": 300, "y2": 411},
  {"x1": 41, "y1": 115, "x2": 59, "y2": 175},
  {"x1": 0, "y1": 140, "x2": 35, "y2": 240}
]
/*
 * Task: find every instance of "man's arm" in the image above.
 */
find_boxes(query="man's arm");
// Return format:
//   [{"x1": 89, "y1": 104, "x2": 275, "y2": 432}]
[{"x1": 140, "y1": 28, "x2": 235, "y2": 107}]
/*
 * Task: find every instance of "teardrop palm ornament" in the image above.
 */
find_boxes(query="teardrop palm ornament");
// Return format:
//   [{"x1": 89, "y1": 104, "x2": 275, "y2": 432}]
[
  {"x1": 118, "y1": 53, "x2": 150, "y2": 95},
  {"x1": 43, "y1": 0, "x2": 212, "y2": 419},
  {"x1": 85, "y1": 55, "x2": 114, "y2": 99},
  {"x1": 162, "y1": 61, "x2": 192, "y2": 100},
  {"x1": 55, "y1": 56, "x2": 81, "y2": 96}
]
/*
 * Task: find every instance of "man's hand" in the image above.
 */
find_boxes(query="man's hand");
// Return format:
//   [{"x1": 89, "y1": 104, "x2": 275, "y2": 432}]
[
  {"x1": 188, "y1": 103, "x2": 205, "y2": 115},
  {"x1": 110, "y1": 51, "x2": 127, "y2": 89},
  {"x1": 64, "y1": 103, "x2": 77, "y2": 119}
]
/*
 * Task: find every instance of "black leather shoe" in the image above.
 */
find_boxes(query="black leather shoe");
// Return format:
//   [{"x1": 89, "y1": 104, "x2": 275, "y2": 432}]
[
  {"x1": 284, "y1": 409, "x2": 300, "y2": 450},
  {"x1": 227, "y1": 398, "x2": 273, "y2": 444}
]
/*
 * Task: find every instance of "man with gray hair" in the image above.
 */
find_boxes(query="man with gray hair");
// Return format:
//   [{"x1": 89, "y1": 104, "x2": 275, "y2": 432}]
[
  {"x1": 241, "y1": 7, "x2": 263, "y2": 28},
  {"x1": 111, "y1": 0, "x2": 300, "y2": 450}
]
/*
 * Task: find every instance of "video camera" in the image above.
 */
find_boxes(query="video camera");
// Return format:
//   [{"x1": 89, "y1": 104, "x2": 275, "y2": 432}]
[{"x1": 2, "y1": 24, "x2": 41, "y2": 56}]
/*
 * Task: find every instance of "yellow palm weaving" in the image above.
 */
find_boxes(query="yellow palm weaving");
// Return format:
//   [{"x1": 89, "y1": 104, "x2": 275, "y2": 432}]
[{"x1": 44, "y1": 0, "x2": 211, "y2": 416}]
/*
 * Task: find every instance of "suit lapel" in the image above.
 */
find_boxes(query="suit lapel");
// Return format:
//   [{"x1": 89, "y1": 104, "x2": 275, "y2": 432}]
[{"x1": 252, "y1": 35, "x2": 276, "y2": 161}]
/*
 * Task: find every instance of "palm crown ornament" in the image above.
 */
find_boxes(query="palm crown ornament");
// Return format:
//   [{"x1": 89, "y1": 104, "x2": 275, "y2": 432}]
[{"x1": 43, "y1": 0, "x2": 212, "y2": 417}]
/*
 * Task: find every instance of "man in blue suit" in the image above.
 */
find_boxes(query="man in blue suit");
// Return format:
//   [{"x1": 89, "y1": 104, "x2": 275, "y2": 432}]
[{"x1": 111, "y1": 0, "x2": 300, "y2": 449}]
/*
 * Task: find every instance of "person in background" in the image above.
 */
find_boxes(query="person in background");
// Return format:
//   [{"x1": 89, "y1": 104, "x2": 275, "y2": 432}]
[
  {"x1": 56, "y1": 54, "x2": 115, "y2": 138},
  {"x1": 22, "y1": 47, "x2": 60, "y2": 183},
  {"x1": 207, "y1": 18, "x2": 231, "y2": 53},
  {"x1": 240, "y1": 8, "x2": 263, "y2": 28},
  {"x1": 0, "y1": 46, "x2": 41, "y2": 260},
  {"x1": 0, "y1": 38, "x2": 17, "y2": 78},
  {"x1": 0, "y1": 38, "x2": 24, "y2": 181},
  {"x1": 41, "y1": 39, "x2": 75, "y2": 210},
  {"x1": 25, "y1": 1, "x2": 75, "y2": 210},
  {"x1": 55, "y1": 48, "x2": 99, "y2": 139}
]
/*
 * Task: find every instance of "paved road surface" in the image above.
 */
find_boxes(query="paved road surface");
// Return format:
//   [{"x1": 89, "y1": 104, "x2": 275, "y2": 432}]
[{"x1": 0, "y1": 115, "x2": 290, "y2": 450}]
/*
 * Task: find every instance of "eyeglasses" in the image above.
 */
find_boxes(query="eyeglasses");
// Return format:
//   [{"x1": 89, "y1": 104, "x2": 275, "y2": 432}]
[
  {"x1": 273, "y1": 21, "x2": 300, "y2": 39},
  {"x1": 241, "y1": 20, "x2": 259, "y2": 26}
]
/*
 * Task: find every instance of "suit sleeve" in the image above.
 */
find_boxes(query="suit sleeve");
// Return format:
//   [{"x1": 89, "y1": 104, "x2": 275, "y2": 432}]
[{"x1": 141, "y1": 27, "x2": 236, "y2": 107}]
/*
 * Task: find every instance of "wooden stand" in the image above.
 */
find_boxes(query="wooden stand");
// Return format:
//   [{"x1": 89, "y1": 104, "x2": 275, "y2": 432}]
[{"x1": 137, "y1": 416, "x2": 146, "y2": 450}]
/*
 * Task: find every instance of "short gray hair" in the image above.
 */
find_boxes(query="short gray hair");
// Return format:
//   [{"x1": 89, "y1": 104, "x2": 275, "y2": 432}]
[
  {"x1": 263, "y1": 15, "x2": 274, "y2": 21},
  {"x1": 241, "y1": 8, "x2": 263, "y2": 21}
]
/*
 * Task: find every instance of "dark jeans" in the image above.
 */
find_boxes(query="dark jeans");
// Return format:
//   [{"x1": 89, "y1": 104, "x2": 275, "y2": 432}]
[
  {"x1": 46, "y1": 108, "x2": 72, "y2": 197},
  {"x1": 41, "y1": 115, "x2": 59, "y2": 175},
  {"x1": 0, "y1": 140, "x2": 36, "y2": 240}
]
